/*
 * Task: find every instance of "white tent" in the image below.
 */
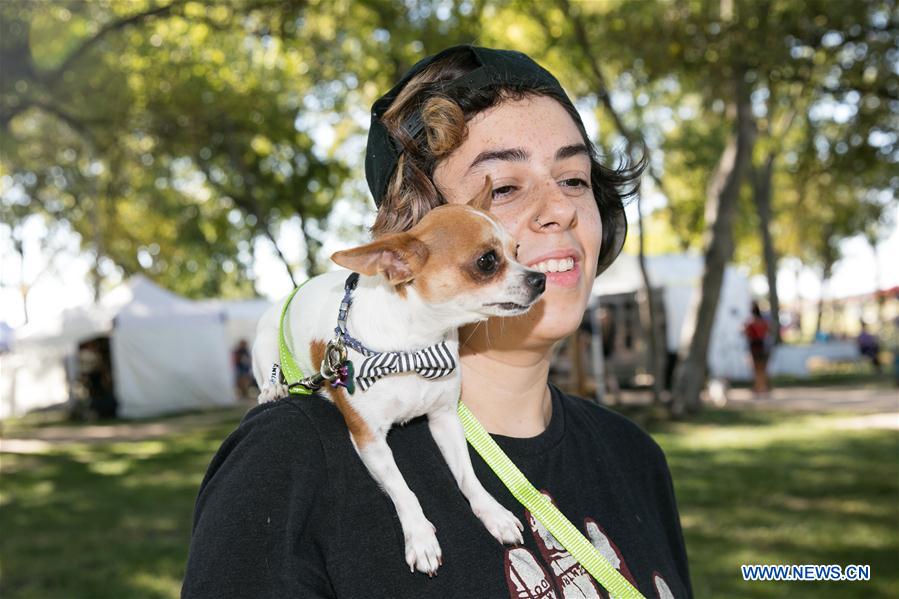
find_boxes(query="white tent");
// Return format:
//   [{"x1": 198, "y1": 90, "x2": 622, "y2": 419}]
[
  {"x1": 592, "y1": 253, "x2": 753, "y2": 380},
  {"x1": 198, "y1": 298, "x2": 272, "y2": 349},
  {"x1": 1, "y1": 276, "x2": 236, "y2": 419}
]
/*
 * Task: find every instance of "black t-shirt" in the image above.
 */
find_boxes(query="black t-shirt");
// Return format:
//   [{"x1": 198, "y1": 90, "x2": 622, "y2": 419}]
[{"x1": 182, "y1": 385, "x2": 693, "y2": 598}]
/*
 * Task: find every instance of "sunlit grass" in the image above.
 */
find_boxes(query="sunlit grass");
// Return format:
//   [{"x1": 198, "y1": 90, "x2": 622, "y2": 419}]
[
  {"x1": 646, "y1": 409, "x2": 899, "y2": 598},
  {"x1": 0, "y1": 413, "x2": 244, "y2": 599},
  {"x1": 1, "y1": 405, "x2": 896, "y2": 598}
]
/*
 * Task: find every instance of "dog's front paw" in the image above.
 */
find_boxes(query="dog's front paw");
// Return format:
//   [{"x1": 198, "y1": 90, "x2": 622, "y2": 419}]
[
  {"x1": 258, "y1": 383, "x2": 288, "y2": 404},
  {"x1": 403, "y1": 519, "x2": 442, "y2": 576},
  {"x1": 473, "y1": 497, "x2": 524, "y2": 545}
]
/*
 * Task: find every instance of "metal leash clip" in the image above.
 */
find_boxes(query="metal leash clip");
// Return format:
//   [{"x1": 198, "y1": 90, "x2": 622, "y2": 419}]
[{"x1": 290, "y1": 337, "x2": 356, "y2": 395}]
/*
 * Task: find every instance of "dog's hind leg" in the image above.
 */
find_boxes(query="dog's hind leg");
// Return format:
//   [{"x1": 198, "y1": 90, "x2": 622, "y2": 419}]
[
  {"x1": 350, "y1": 431, "x2": 442, "y2": 576},
  {"x1": 427, "y1": 406, "x2": 524, "y2": 545}
]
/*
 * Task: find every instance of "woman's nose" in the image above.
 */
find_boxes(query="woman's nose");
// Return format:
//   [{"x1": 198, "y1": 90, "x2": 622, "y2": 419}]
[{"x1": 530, "y1": 181, "x2": 579, "y2": 231}]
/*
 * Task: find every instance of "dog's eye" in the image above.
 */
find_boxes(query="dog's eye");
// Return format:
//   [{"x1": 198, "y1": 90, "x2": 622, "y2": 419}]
[{"x1": 477, "y1": 250, "x2": 499, "y2": 274}]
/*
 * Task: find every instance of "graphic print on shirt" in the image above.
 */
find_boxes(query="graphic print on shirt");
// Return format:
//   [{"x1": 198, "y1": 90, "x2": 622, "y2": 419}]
[
  {"x1": 503, "y1": 491, "x2": 675, "y2": 599},
  {"x1": 504, "y1": 548, "x2": 558, "y2": 599}
]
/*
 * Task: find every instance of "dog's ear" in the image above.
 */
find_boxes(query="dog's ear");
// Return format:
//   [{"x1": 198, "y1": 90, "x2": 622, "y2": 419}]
[
  {"x1": 466, "y1": 175, "x2": 493, "y2": 212},
  {"x1": 331, "y1": 233, "x2": 430, "y2": 285}
]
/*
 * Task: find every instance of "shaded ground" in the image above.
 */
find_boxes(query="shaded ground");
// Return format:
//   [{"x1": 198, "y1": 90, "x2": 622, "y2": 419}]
[
  {"x1": 609, "y1": 380, "x2": 897, "y2": 418},
  {"x1": 3, "y1": 382, "x2": 895, "y2": 454},
  {"x1": 1, "y1": 406, "x2": 249, "y2": 453},
  {"x1": 722, "y1": 385, "x2": 898, "y2": 414}
]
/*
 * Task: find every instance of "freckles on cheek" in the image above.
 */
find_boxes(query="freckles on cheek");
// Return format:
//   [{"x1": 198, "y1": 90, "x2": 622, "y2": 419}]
[
  {"x1": 581, "y1": 205, "x2": 603, "y2": 258},
  {"x1": 494, "y1": 211, "x2": 524, "y2": 234},
  {"x1": 579, "y1": 205, "x2": 601, "y2": 234}
]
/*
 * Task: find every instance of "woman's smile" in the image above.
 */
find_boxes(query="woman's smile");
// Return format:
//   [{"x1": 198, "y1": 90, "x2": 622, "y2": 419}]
[{"x1": 524, "y1": 249, "x2": 582, "y2": 289}]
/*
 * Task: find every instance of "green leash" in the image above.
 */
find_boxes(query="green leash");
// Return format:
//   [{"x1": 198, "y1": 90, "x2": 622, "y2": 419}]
[
  {"x1": 277, "y1": 283, "x2": 313, "y2": 396},
  {"x1": 276, "y1": 285, "x2": 645, "y2": 597},
  {"x1": 458, "y1": 401, "x2": 645, "y2": 598}
]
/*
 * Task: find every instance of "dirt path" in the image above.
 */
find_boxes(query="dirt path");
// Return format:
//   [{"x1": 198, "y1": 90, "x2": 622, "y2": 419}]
[
  {"x1": 1, "y1": 404, "x2": 250, "y2": 453},
  {"x1": 724, "y1": 386, "x2": 899, "y2": 430},
  {"x1": 722, "y1": 385, "x2": 898, "y2": 414},
  {"x1": 605, "y1": 384, "x2": 899, "y2": 430},
  {"x1": 3, "y1": 385, "x2": 896, "y2": 455}
]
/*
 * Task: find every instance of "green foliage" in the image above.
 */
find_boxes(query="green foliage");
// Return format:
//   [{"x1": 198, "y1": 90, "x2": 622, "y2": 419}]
[
  {"x1": 542, "y1": 0, "x2": 897, "y2": 274},
  {"x1": 1, "y1": 0, "x2": 484, "y2": 297},
  {"x1": 1, "y1": 0, "x2": 896, "y2": 298}
]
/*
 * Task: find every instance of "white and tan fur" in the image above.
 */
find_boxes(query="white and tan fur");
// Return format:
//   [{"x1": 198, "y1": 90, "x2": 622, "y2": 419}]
[{"x1": 252, "y1": 179, "x2": 546, "y2": 575}]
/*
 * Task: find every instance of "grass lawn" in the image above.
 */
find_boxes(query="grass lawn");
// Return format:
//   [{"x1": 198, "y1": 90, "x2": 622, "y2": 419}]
[
  {"x1": 1, "y1": 408, "x2": 247, "y2": 599},
  {"x1": 635, "y1": 407, "x2": 899, "y2": 598},
  {"x1": 2, "y1": 404, "x2": 897, "y2": 598}
]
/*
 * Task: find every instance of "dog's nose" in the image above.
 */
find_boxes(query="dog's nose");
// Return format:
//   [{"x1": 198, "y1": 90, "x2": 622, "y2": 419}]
[{"x1": 526, "y1": 271, "x2": 546, "y2": 294}]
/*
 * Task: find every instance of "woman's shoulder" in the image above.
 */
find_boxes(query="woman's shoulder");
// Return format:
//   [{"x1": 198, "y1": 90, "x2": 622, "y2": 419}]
[
  {"x1": 556, "y1": 387, "x2": 668, "y2": 465},
  {"x1": 236, "y1": 393, "x2": 342, "y2": 436},
  {"x1": 204, "y1": 395, "x2": 347, "y2": 480}
]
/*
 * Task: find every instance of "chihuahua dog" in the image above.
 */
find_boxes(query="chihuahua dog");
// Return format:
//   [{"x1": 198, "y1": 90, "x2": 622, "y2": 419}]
[{"x1": 252, "y1": 179, "x2": 546, "y2": 575}]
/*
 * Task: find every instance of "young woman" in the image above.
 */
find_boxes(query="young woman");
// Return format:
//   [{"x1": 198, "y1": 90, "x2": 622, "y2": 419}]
[
  {"x1": 744, "y1": 301, "x2": 771, "y2": 398},
  {"x1": 182, "y1": 45, "x2": 693, "y2": 599}
]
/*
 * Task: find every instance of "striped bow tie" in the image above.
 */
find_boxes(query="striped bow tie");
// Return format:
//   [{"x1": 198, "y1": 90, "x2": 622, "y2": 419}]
[{"x1": 355, "y1": 342, "x2": 456, "y2": 392}]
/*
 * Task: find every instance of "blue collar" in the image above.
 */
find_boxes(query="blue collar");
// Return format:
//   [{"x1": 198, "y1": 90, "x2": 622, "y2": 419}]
[{"x1": 335, "y1": 272, "x2": 376, "y2": 357}]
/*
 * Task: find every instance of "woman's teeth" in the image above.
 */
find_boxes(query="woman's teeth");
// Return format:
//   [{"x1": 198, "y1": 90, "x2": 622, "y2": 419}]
[{"x1": 532, "y1": 257, "x2": 575, "y2": 273}]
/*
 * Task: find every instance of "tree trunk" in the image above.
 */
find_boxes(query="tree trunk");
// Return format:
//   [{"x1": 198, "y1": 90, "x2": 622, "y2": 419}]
[
  {"x1": 90, "y1": 191, "x2": 103, "y2": 304},
  {"x1": 637, "y1": 202, "x2": 664, "y2": 404},
  {"x1": 671, "y1": 73, "x2": 756, "y2": 415},
  {"x1": 867, "y1": 236, "x2": 884, "y2": 326},
  {"x1": 752, "y1": 153, "x2": 782, "y2": 345},
  {"x1": 259, "y1": 218, "x2": 300, "y2": 287},
  {"x1": 815, "y1": 260, "x2": 834, "y2": 339},
  {"x1": 301, "y1": 216, "x2": 322, "y2": 278},
  {"x1": 9, "y1": 232, "x2": 29, "y2": 324}
]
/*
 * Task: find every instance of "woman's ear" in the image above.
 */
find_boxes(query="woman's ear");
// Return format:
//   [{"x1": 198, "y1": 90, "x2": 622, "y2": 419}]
[
  {"x1": 466, "y1": 175, "x2": 493, "y2": 212},
  {"x1": 331, "y1": 233, "x2": 430, "y2": 285}
]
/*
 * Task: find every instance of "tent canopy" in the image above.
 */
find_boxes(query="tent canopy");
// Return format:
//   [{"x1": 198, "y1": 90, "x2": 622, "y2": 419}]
[
  {"x1": 3, "y1": 276, "x2": 235, "y2": 419},
  {"x1": 591, "y1": 253, "x2": 752, "y2": 380}
]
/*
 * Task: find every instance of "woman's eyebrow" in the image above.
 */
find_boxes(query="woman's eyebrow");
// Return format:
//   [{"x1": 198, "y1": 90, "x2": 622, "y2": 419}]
[
  {"x1": 556, "y1": 143, "x2": 589, "y2": 161},
  {"x1": 465, "y1": 143, "x2": 588, "y2": 173},
  {"x1": 466, "y1": 148, "x2": 529, "y2": 173}
]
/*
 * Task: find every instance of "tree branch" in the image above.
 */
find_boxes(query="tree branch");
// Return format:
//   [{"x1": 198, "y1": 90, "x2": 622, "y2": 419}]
[
  {"x1": 556, "y1": 0, "x2": 674, "y2": 204},
  {"x1": 45, "y1": 0, "x2": 189, "y2": 84}
]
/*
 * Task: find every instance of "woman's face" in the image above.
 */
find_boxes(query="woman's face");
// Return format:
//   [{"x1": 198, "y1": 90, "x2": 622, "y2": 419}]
[{"x1": 433, "y1": 94, "x2": 601, "y2": 349}]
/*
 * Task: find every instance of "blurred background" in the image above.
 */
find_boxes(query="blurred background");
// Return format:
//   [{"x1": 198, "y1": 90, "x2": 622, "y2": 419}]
[{"x1": 1, "y1": 1, "x2": 897, "y2": 597}]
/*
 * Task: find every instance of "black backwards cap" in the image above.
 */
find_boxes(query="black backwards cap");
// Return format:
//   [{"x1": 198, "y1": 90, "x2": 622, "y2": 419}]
[{"x1": 364, "y1": 44, "x2": 628, "y2": 276}]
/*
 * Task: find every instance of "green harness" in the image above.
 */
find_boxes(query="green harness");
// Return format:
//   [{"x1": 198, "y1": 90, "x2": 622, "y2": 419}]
[{"x1": 276, "y1": 284, "x2": 646, "y2": 599}]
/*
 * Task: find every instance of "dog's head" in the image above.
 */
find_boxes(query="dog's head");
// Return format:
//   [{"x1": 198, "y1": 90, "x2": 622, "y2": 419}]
[{"x1": 331, "y1": 177, "x2": 545, "y2": 322}]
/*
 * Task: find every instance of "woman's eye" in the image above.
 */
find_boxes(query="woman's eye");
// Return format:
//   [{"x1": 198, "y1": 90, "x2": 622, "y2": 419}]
[
  {"x1": 561, "y1": 178, "x2": 590, "y2": 189},
  {"x1": 476, "y1": 250, "x2": 499, "y2": 273},
  {"x1": 492, "y1": 185, "x2": 517, "y2": 198}
]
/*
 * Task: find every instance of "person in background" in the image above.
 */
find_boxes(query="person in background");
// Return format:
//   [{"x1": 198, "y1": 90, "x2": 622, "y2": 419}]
[
  {"x1": 744, "y1": 301, "x2": 771, "y2": 399},
  {"x1": 232, "y1": 339, "x2": 253, "y2": 399},
  {"x1": 892, "y1": 317, "x2": 899, "y2": 387},
  {"x1": 856, "y1": 322, "x2": 881, "y2": 373}
]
